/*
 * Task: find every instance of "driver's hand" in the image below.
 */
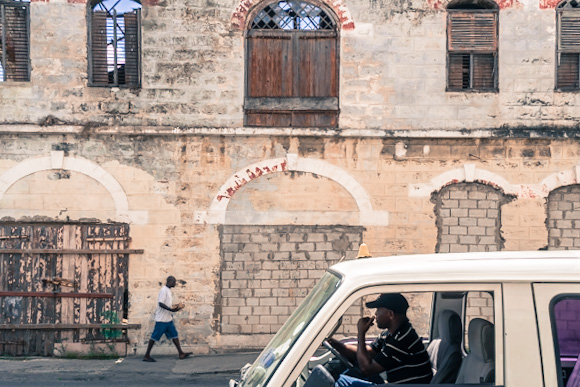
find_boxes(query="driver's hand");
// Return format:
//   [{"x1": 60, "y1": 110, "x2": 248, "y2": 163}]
[{"x1": 357, "y1": 316, "x2": 375, "y2": 334}]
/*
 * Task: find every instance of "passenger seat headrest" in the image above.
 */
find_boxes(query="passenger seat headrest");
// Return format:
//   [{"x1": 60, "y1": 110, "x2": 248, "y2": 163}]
[
  {"x1": 438, "y1": 310, "x2": 462, "y2": 345},
  {"x1": 468, "y1": 318, "x2": 494, "y2": 363}
]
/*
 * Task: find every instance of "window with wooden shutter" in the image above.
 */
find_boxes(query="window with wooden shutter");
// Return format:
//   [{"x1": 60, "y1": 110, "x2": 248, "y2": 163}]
[
  {"x1": 447, "y1": 8, "x2": 498, "y2": 91},
  {"x1": 245, "y1": 1, "x2": 339, "y2": 127},
  {"x1": 89, "y1": 0, "x2": 141, "y2": 88},
  {"x1": 557, "y1": 2, "x2": 580, "y2": 90},
  {"x1": 0, "y1": 0, "x2": 30, "y2": 82}
]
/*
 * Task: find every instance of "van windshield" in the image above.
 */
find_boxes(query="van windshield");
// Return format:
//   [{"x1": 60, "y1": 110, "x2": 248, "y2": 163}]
[{"x1": 239, "y1": 271, "x2": 342, "y2": 387}]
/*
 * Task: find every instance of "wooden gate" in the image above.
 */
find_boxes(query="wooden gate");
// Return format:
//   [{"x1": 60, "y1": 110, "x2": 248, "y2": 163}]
[{"x1": 0, "y1": 223, "x2": 142, "y2": 356}]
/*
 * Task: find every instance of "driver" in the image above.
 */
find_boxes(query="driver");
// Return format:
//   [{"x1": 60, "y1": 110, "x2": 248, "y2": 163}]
[{"x1": 327, "y1": 293, "x2": 433, "y2": 385}]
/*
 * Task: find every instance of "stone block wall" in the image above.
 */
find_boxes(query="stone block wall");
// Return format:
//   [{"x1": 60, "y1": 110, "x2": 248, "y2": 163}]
[
  {"x1": 433, "y1": 183, "x2": 513, "y2": 253},
  {"x1": 0, "y1": 0, "x2": 579, "y2": 131},
  {"x1": 547, "y1": 186, "x2": 580, "y2": 250},
  {"x1": 1, "y1": 134, "x2": 580, "y2": 353},
  {"x1": 219, "y1": 225, "x2": 364, "y2": 334}
]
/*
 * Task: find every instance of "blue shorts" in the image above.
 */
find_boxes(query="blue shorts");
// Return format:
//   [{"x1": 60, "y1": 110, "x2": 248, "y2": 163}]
[{"x1": 150, "y1": 321, "x2": 178, "y2": 341}]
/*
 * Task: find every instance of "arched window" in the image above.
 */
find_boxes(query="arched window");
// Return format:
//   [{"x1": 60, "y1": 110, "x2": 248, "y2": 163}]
[
  {"x1": 245, "y1": 1, "x2": 339, "y2": 127},
  {"x1": 89, "y1": 0, "x2": 141, "y2": 87},
  {"x1": 556, "y1": 0, "x2": 580, "y2": 90},
  {"x1": 0, "y1": 0, "x2": 30, "y2": 82},
  {"x1": 446, "y1": 0, "x2": 498, "y2": 91}
]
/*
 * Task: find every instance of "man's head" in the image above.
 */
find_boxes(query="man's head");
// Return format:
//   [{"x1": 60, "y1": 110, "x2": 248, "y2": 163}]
[
  {"x1": 166, "y1": 276, "x2": 177, "y2": 288},
  {"x1": 365, "y1": 293, "x2": 409, "y2": 329}
]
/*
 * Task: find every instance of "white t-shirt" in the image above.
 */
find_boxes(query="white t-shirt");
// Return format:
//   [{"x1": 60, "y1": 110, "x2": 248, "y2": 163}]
[{"x1": 154, "y1": 285, "x2": 173, "y2": 322}]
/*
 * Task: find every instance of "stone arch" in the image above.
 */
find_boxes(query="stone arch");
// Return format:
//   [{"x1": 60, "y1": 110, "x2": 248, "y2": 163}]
[
  {"x1": 538, "y1": 165, "x2": 580, "y2": 197},
  {"x1": 409, "y1": 164, "x2": 519, "y2": 197},
  {"x1": 231, "y1": 0, "x2": 355, "y2": 30},
  {"x1": 200, "y1": 153, "x2": 388, "y2": 225},
  {"x1": 0, "y1": 151, "x2": 146, "y2": 223}
]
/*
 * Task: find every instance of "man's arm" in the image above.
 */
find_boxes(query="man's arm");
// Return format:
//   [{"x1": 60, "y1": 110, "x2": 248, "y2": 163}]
[
  {"x1": 356, "y1": 317, "x2": 386, "y2": 376},
  {"x1": 326, "y1": 337, "x2": 359, "y2": 362},
  {"x1": 158, "y1": 302, "x2": 182, "y2": 312}
]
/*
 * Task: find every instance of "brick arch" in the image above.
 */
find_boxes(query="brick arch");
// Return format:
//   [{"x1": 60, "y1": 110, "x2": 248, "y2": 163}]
[
  {"x1": 231, "y1": 0, "x2": 355, "y2": 30},
  {"x1": 0, "y1": 151, "x2": 147, "y2": 223},
  {"x1": 201, "y1": 154, "x2": 388, "y2": 225}
]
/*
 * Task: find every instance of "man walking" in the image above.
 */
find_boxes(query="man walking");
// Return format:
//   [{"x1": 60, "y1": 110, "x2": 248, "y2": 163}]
[{"x1": 143, "y1": 276, "x2": 192, "y2": 362}]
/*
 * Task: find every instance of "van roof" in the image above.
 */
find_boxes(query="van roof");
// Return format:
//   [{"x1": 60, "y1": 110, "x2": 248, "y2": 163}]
[{"x1": 330, "y1": 250, "x2": 580, "y2": 285}]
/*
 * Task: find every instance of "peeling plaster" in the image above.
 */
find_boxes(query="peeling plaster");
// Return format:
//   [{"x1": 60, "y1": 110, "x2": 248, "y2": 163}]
[{"x1": 410, "y1": 163, "x2": 580, "y2": 199}]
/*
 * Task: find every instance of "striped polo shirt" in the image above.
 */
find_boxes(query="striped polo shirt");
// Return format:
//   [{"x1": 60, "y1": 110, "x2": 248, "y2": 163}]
[{"x1": 370, "y1": 319, "x2": 433, "y2": 384}]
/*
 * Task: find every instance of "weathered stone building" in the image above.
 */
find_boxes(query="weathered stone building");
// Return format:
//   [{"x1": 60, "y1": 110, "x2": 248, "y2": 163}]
[{"x1": 0, "y1": 0, "x2": 579, "y2": 356}]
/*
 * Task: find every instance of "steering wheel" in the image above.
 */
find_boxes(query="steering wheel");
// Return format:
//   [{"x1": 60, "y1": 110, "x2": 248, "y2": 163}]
[{"x1": 321, "y1": 339, "x2": 359, "y2": 373}]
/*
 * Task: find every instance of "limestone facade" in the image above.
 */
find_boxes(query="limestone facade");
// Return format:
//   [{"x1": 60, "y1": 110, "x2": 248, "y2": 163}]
[{"x1": 0, "y1": 0, "x2": 579, "y2": 355}]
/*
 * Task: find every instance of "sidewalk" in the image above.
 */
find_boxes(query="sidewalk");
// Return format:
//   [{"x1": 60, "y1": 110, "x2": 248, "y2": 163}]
[{"x1": 0, "y1": 351, "x2": 261, "y2": 386}]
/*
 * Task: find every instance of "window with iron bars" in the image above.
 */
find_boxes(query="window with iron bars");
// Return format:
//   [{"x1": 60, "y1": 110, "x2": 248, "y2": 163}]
[
  {"x1": 245, "y1": 1, "x2": 339, "y2": 128},
  {"x1": 447, "y1": 6, "x2": 498, "y2": 91},
  {"x1": 89, "y1": 0, "x2": 141, "y2": 87},
  {"x1": 556, "y1": 0, "x2": 580, "y2": 90},
  {"x1": 0, "y1": 0, "x2": 30, "y2": 82}
]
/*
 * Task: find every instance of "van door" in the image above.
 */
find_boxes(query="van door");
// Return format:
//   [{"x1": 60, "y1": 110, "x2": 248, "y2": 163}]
[{"x1": 533, "y1": 283, "x2": 580, "y2": 387}]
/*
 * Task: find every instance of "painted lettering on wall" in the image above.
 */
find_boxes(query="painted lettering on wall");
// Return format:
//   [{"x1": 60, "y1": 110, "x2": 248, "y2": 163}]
[{"x1": 217, "y1": 160, "x2": 287, "y2": 202}]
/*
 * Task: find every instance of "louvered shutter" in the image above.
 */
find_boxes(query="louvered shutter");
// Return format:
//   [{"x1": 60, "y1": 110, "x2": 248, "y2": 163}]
[
  {"x1": 124, "y1": 10, "x2": 140, "y2": 87},
  {"x1": 1, "y1": 2, "x2": 29, "y2": 82},
  {"x1": 448, "y1": 54, "x2": 469, "y2": 89},
  {"x1": 557, "y1": 11, "x2": 580, "y2": 89},
  {"x1": 447, "y1": 10, "x2": 497, "y2": 90},
  {"x1": 90, "y1": 11, "x2": 109, "y2": 86},
  {"x1": 472, "y1": 54, "x2": 495, "y2": 88},
  {"x1": 448, "y1": 11, "x2": 497, "y2": 52}
]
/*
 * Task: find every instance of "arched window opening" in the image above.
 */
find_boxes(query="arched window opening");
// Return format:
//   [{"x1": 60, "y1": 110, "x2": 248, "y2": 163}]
[
  {"x1": 446, "y1": 0, "x2": 498, "y2": 91},
  {"x1": 556, "y1": 0, "x2": 580, "y2": 90},
  {"x1": 0, "y1": 0, "x2": 30, "y2": 82},
  {"x1": 89, "y1": 0, "x2": 141, "y2": 87},
  {"x1": 245, "y1": 1, "x2": 339, "y2": 128}
]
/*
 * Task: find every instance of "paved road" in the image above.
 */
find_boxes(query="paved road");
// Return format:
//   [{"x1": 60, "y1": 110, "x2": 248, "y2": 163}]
[{"x1": 0, "y1": 353, "x2": 259, "y2": 387}]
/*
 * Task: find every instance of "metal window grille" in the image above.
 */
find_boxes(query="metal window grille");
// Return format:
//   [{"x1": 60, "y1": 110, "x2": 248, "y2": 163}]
[
  {"x1": 0, "y1": 0, "x2": 30, "y2": 82},
  {"x1": 89, "y1": 0, "x2": 141, "y2": 87},
  {"x1": 557, "y1": 4, "x2": 580, "y2": 90},
  {"x1": 447, "y1": 10, "x2": 498, "y2": 91},
  {"x1": 251, "y1": 1, "x2": 334, "y2": 30}
]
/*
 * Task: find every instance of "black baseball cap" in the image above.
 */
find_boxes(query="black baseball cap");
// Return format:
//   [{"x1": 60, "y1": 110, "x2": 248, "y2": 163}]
[{"x1": 365, "y1": 293, "x2": 409, "y2": 314}]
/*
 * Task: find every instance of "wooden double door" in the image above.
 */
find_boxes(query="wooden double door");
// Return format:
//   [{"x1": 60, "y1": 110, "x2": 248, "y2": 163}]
[{"x1": 0, "y1": 222, "x2": 138, "y2": 356}]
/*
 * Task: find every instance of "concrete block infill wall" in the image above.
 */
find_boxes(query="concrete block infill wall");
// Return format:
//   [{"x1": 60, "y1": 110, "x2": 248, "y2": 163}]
[{"x1": 219, "y1": 225, "x2": 364, "y2": 335}]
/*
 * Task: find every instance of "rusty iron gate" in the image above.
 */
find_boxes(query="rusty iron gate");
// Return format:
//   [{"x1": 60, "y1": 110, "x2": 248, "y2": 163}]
[{"x1": 0, "y1": 223, "x2": 142, "y2": 356}]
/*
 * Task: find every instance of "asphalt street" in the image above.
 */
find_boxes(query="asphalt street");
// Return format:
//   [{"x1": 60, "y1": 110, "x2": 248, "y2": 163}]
[{"x1": 0, "y1": 352, "x2": 260, "y2": 387}]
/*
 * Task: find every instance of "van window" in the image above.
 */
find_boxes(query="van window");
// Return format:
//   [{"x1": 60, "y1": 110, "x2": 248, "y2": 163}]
[
  {"x1": 465, "y1": 291, "x2": 494, "y2": 350},
  {"x1": 299, "y1": 289, "x2": 496, "y2": 386},
  {"x1": 553, "y1": 296, "x2": 580, "y2": 386}
]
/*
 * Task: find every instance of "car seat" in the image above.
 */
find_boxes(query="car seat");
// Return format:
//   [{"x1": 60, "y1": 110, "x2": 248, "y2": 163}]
[
  {"x1": 455, "y1": 318, "x2": 495, "y2": 384},
  {"x1": 427, "y1": 310, "x2": 463, "y2": 383}
]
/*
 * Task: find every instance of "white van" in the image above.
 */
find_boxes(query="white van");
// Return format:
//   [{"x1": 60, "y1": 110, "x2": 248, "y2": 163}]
[{"x1": 230, "y1": 250, "x2": 580, "y2": 386}]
